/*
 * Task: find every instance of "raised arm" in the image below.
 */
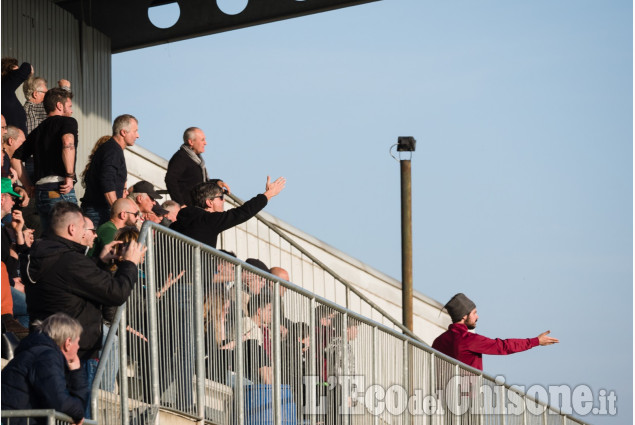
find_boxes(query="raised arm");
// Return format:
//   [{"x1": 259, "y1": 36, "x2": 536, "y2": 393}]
[
  {"x1": 263, "y1": 176, "x2": 286, "y2": 200},
  {"x1": 537, "y1": 330, "x2": 559, "y2": 346}
]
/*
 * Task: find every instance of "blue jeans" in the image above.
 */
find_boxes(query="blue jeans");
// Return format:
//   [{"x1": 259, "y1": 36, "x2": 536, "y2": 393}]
[
  {"x1": 10, "y1": 287, "x2": 29, "y2": 328},
  {"x1": 83, "y1": 205, "x2": 111, "y2": 228},
  {"x1": 36, "y1": 187, "x2": 77, "y2": 234},
  {"x1": 82, "y1": 358, "x2": 99, "y2": 419}
]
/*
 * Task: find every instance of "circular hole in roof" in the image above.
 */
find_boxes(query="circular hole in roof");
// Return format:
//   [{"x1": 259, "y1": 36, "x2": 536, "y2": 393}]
[
  {"x1": 217, "y1": 0, "x2": 248, "y2": 15},
  {"x1": 148, "y1": 1, "x2": 181, "y2": 29}
]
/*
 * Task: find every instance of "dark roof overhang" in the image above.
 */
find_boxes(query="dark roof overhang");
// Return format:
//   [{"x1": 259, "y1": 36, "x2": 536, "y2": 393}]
[{"x1": 51, "y1": 0, "x2": 379, "y2": 53}]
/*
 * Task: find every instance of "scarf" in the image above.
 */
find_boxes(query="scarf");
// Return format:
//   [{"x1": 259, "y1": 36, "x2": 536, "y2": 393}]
[{"x1": 180, "y1": 144, "x2": 208, "y2": 182}]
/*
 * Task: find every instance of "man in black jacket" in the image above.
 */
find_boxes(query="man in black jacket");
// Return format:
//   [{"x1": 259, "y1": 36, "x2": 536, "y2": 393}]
[
  {"x1": 24, "y1": 201, "x2": 145, "y2": 409},
  {"x1": 165, "y1": 127, "x2": 229, "y2": 206},
  {"x1": 1, "y1": 313, "x2": 87, "y2": 425},
  {"x1": 81, "y1": 114, "x2": 139, "y2": 227},
  {"x1": 170, "y1": 175, "x2": 285, "y2": 248}
]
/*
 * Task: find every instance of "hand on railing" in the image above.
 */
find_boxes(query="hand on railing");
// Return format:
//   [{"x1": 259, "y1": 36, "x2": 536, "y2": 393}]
[{"x1": 537, "y1": 330, "x2": 559, "y2": 346}]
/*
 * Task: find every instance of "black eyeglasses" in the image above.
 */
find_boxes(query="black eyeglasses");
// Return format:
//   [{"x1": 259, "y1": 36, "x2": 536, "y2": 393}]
[
  {"x1": 85, "y1": 228, "x2": 97, "y2": 234},
  {"x1": 125, "y1": 211, "x2": 141, "y2": 217},
  {"x1": 210, "y1": 194, "x2": 224, "y2": 201}
]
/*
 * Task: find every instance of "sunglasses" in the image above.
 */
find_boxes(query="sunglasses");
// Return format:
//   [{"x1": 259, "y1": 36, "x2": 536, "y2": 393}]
[
  {"x1": 210, "y1": 194, "x2": 225, "y2": 201},
  {"x1": 125, "y1": 211, "x2": 141, "y2": 217}
]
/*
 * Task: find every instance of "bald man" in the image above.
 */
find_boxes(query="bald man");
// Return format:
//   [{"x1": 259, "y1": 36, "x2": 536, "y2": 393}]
[
  {"x1": 89, "y1": 198, "x2": 140, "y2": 257},
  {"x1": 269, "y1": 267, "x2": 289, "y2": 297},
  {"x1": 269, "y1": 266, "x2": 295, "y2": 341}
]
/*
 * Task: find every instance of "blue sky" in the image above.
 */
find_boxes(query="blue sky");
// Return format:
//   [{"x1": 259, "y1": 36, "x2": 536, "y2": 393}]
[{"x1": 113, "y1": 0, "x2": 633, "y2": 422}]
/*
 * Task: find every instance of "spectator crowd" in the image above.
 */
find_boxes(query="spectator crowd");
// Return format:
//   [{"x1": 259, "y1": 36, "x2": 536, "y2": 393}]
[{"x1": 1, "y1": 57, "x2": 359, "y2": 425}]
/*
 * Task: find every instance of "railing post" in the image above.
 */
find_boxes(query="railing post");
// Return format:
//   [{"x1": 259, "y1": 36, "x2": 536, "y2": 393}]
[
  {"x1": 193, "y1": 246, "x2": 205, "y2": 424},
  {"x1": 309, "y1": 298, "x2": 317, "y2": 425},
  {"x1": 234, "y1": 264, "x2": 245, "y2": 425},
  {"x1": 430, "y1": 352, "x2": 437, "y2": 425},
  {"x1": 144, "y1": 227, "x2": 161, "y2": 423},
  {"x1": 342, "y1": 312, "x2": 349, "y2": 425},
  {"x1": 454, "y1": 363, "x2": 461, "y2": 425},
  {"x1": 90, "y1": 305, "x2": 125, "y2": 420},
  {"x1": 500, "y1": 384, "x2": 507, "y2": 425},
  {"x1": 273, "y1": 279, "x2": 282, "y2": 425},
  {"x1": 372, "y1": 326, "x2": 378, "y2": 425},
  {"x1": 403, "y1": 340, "x2": 410, "y2": 425},
  {"x1": 119, "y1": 305, "x2": 129, "y2": 425}
]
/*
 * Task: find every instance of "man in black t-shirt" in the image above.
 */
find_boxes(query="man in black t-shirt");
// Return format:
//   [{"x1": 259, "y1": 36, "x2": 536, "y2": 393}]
[{"x1": 12, "y1": 88, "x2": 78, "y2": 233}]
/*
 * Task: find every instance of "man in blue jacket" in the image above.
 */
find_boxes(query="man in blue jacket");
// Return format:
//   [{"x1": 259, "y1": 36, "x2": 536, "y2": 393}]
[{"x1": 1, "y1": 313, "x2": 88, "y2": 425}]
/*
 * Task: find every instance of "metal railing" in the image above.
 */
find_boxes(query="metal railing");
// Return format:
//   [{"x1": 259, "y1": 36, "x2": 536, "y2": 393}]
[
  {"x1": 221, "y1": 193, "x2": 420, "y2": 342},
  {"x1": 1, "y1": 409, "x2": 98, "y2": 425},
  {"x1": 90, "y1": 221, "x2": 591, "y2": 425}
]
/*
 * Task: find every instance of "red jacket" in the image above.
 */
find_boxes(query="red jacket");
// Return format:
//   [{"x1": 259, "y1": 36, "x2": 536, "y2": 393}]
[{"x1": 432, "y1": 323, "x2": 539, "y2": 371}]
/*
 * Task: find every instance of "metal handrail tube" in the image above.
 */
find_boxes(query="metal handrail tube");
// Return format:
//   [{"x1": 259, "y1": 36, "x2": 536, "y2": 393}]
[
  {"x1": 193, "y1": 246, "x2": 206, "y2": 424},
  {"x1": 90, "y1": 304, "x2": 125, "y2": 416},
  {"x1": 1, "y1": 410, "x2": 98, "y2": 425},
  {"x1": 226, "y1": 193, "x2": 422, "y2": 342}
]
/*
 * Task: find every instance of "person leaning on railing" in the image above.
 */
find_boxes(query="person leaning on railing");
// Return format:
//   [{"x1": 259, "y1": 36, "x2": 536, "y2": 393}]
[
  {"x1": 432, "y1": 293, "x2": 559, "y2": 371},
  {"x1": 1, "y1": 313, "x2": 87, "y2": 425}
]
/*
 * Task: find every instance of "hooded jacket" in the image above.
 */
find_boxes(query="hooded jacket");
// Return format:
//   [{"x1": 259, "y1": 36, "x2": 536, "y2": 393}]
[
  {"x1": 170, "y1": 193, "x2": 267, "y2": 248},
  {"x1": 1, "y1": 331, "x2": 88, "y2": 424},
  {"x1": 24, "y1": 234, "x2": 138, "y2": 360}
]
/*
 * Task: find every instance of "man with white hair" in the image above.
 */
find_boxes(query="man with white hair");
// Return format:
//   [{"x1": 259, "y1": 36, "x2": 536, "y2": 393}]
[
  {"x1": 127, "y1": 180, "x2": 162, "y2": 221},
  {"x1": 23, "y1": 76, "x2": 48, "y2": 135},
  {"x1": 1, "y1": 313, "x2": 87, "y2": 425},
  {"x1": 81, "y1": 114, "x2": 139, "y2": 227},
  {"x1": 165, "y1": 126, "x2": 229, "y2": 206}
]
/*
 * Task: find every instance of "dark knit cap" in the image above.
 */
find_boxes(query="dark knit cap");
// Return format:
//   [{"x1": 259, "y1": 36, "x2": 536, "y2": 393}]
[{"x1": 443, "y1": 293, "x2": 476, "y2": 323}]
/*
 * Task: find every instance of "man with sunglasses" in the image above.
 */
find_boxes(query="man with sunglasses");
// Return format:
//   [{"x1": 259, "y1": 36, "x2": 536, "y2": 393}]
[
  {"x1": 171, "y1": 175, "x2": 285, "y2": 248},
  {"x1": 88, "y1": 198, "x2": 140, "y2": 257}
]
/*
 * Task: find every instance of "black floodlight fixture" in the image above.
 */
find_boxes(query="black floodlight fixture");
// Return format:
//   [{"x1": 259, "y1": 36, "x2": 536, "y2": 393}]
[{"x1": 397, "y1": 136, "x2": 416, "y2": 152}]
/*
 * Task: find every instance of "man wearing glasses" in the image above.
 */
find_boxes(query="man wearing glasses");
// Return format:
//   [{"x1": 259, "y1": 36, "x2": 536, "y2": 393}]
[
  {"x1": 171, "y1": 176, "x2": 285, "y2": 248},
  {"x1": 88, "y1": 198, "x2": 140, "y2": 257}
]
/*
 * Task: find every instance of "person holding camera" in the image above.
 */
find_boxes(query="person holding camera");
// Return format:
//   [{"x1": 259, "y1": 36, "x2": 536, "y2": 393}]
[{"x1": 24, "y1": 201, "x2": 145, "y2": 417}]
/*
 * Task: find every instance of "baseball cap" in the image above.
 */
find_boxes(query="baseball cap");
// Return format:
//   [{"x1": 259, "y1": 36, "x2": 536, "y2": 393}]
[
  {"x1": 1, "y1": 178, "x2": 21, "y2": 198},
  {"x1": 129, "y1": 180, "x2": 162, "y2": 200}
]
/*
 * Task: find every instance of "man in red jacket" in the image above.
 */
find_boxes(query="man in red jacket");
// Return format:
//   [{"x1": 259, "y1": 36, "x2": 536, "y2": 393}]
[{"x1": 432, "y1": 293, "x2": 559, "y2": 371}]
